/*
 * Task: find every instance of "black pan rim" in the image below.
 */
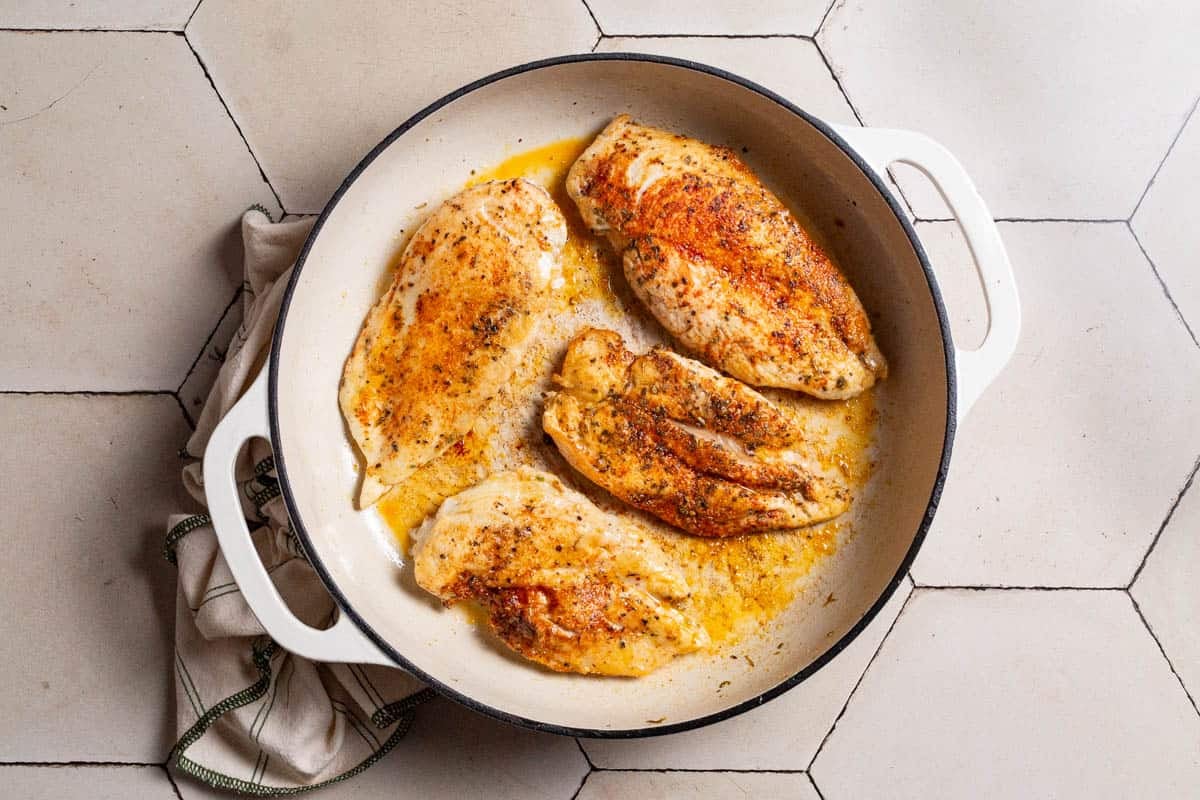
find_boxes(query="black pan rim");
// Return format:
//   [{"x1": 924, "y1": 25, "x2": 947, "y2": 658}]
[{"x1": 268, "y1": 51, "x2": 958, "y2": 739}]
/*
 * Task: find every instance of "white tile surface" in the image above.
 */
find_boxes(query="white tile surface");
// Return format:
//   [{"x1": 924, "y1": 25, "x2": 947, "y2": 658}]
[
  {"x1": 175, "y1": 695, "x2": 588, "y2": 799},
  {"x1": 0, "y1": 395, "x2": 191, "y2": 761},
  {"x1": 587, "y1": 0, "x2": 831, "y2": 36},
  {"x1": 1132, "y1": 474, "x2": 1200, "y2": 704},
  {"x1": 595, "y1": 37, "x2": 856, "y2": 125},
  {"x1": 584, "y1": 578, "x2": 911, "y2": 769},
  {"x1": 0, "y1": 0, "x2": 196, "y2": 30},
  {"x1": 912, "y1": 223, "x2": 1200, "y2": 587},
  {"x1": 812, "y1": 589, "x2": 1200, "y2": 799},
  {"x1": 0, "y1": 32, "x2": 277, "y2": 390},
  {"x1": 819, "y1": 0, "x2": 1200, "y2": 219},
  {"x1": 1132, "y1": 104, "x2": 1200, "y2": 341},
  {"x1": 188, "y1": 0, "x2": 598, "y2": 213},
  {"x1": 578, "y1": 770, "x2": 819, "y2": 800},
  {"x1": 0, "y1": 4, "x2": 1198, "y2": 795},
  {"x1": 0, "y1": 765, "x2": 177, "y2": 799}
]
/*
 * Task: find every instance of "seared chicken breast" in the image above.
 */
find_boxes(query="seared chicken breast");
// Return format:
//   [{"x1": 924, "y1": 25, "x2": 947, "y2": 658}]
[
  {"x1": 412, "y1": 468, "x2": 708, "y2": 676},
  {"x1": 543, "y1": 328, "x2": 850, "y2": 537},
  {"x1": 340, "y1": 179, "x2": 566, "y2": 507},
  {"x1": 566, "y1": 115, "x2": 886, "y2": 399}
]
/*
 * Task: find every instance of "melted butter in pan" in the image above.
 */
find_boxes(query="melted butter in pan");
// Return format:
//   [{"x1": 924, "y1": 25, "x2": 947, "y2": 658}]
[
  {"x1": 374, "y1": 140, "x2": 878, "y2": 649},
  {"x1": 470, "y1": 138, "x2": 627, "y2": 314}
]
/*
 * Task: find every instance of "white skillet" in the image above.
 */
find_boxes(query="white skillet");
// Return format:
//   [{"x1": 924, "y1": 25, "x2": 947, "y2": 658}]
[{"x1": 203, "y1": 54, "x2": 1020, "y2": 737}]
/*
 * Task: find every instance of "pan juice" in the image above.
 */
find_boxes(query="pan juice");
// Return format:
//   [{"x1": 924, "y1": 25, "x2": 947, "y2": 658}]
[{"x1": 376, "y1": 139, "x2": 879, "y2": 656}]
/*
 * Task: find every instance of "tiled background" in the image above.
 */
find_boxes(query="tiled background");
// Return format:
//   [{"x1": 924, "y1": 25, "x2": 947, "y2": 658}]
[{"x1": 1, "y1": 1, "x2": 1197, "y2": 798}]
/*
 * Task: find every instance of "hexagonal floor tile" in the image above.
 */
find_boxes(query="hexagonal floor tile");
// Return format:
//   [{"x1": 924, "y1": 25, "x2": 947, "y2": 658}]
[
  {"x1": 583, "y1": 578, "x2": 910, "y2": 770},
  {"x1": 911, "y1": 222, "x2": 1200, "y2": 587},
  {"x1": 188, "y1": 1, "x2": 599, "y2": 213},
  {"x1": 594, "y1": 37, "x2": 857, "y2": 125},
  {"x1": 1, "y1": 766, "x2": 178, "y2": 799},
  {"x1": 818, "y1": 0, "x2": 1200, "y2": 219},
  {"x1": 586, "y1": 0, "x2": 832, "y2": 36},
  {"x1": 0, "y1": 395, "x2": 192, "y2": 761},
  {"x1": 0, "y1": 32, "x2": 278, "y2": 390},
  {"x1": 1132, "y1": 470, "x2": 1200, "y2": 706},
  {"x1": 1132, "y1": 104, "x2": 1200, "y2": 342},
  {"x1": 812, "y1": 589, "x2": 1200, "y2": 798},
  {"x1": 578, "y1": 771, "x2": 819, "y2": 800},
  {"x1": 174, "y1": 695, "x2": 588, "y2": 799},
  {"x1": 0, "y1": 0, "x2": 196, "y2": 30}
]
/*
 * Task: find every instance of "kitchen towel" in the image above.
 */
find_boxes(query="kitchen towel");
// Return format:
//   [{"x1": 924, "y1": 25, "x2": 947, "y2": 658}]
[{"x1": 164, "y1": 207, "x2": 432, "y2": 795}]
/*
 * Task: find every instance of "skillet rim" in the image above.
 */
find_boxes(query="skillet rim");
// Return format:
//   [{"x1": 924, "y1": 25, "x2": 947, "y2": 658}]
[{"x1": 267, "y1": 52, "x2": 958, "y2": 738}]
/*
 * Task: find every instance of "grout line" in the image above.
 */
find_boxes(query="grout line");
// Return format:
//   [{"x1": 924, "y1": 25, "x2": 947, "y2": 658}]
[
  {"x1": 815, "y1": 33, "x2": 923, "y2": 220},
  {"x1": 806, "y1": 585, "x2": 916, "y2": 772},
  {"x1": 176, "y1": 286, "x2": 242, "y2": 393},
  {"x1": 808, "y1": 770, "x2": 828, "y2": 800},
  {"x1": 1127, "y1": 592, "x2": 1200, "y2": 719},
  {"x1": 579, "y1": 0, "x2": 603, "y2": 37},
  {"x1": 810, "y1": 24, "x2": 922, "y2": 232},
  {"x1": 918, "y1": 217, "x2": 1128, "y2": 224},
  {"x1": 0, "y1": 389, "x2": 177, "y2": 397},
  {"x1": 569, "y1": 768, "x2": 592, "y2": 800},
  {"x1": 1127, "y1": 221, "x2": 1199, "y2": 349},
  {"x1": 184, "y1": 0, "x2": 205, "y2": 31},
  {"x1": 591, "y1": 767, "x2": 809, "y2": 774},
  {"x1": 910, "y1": 584, "x2": 1123, "y2": 591},
  {"x1": 0, "y1": 27, "x2": 183, "y2": 33},
  {"x1": 1129, "y1": 93, "x2": 1199, "y2": 221},
  {"x1": 161, "y1": 763, "x2": 185, "y2": 800},
  {"x1": 998, "y1": 216, "x2": 1125, "y2": 223},
  {"x1": 574, "y1": 737, "x2": 596, "y2": 769},
  {"x1": 810, "y1": 39, "x2": 863, "y2": 126},
  {"x1": 182, "y1": 34, "x2": 285, "y2": 213},
  {"x1": 600, "y1": 33, "x2": 814, "y2": 40},
  {"x1": 1127, "y1": 452, "x2": 1200, "y2": 589},
  {"x1": 0, "y1": 760, "x2": 163, "y2": 767},
  {"x1": 174, "y1": 392, "x2": 197, "y2": 430},
  {"x1": 815, "y1": 0, "x2": 840, "y2": 40},
  {"x1": 816, "y1": 29, "x2": 916, "y2": 221},
  {"x1": 885, "y1": 168, "x2": 920, "y2": 219}
]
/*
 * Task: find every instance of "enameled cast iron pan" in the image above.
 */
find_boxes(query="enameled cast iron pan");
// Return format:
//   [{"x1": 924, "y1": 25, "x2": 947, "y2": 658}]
[{"x1": 203, "y1": 54, "x2": 1020, "y2": 737}]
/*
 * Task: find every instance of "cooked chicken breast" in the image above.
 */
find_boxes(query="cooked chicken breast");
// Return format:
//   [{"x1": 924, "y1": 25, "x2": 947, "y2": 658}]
[
  {"x1": 411, "y1": 468, "x2": 708, "y2": 676},
  {"x1": 566, "y1": 115, "x2": 886, "y2": 399},
  {"x1": 543, "y1": 328, "x2": 850, "y2": 537},
  {"x1": 340, "y1": 179, "x2": 566, "y2": 507}
]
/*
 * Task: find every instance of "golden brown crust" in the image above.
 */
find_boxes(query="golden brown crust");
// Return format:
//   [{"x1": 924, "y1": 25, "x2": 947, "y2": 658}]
[
  {"x1": 412, "y1": 469, "x2": 708, "y2": 676},
  {"x1": 628, "y1": 347, "x2": 802, "y2": 449},
  {"x1": 446, "y1": 576, "x2": 685, "y2": 675},
  {"x1": 567, "y1": 115, "x2": 886, "y2": 398},
  {"x1": 543, "y1": 328, "x2": 850, "y2": 538},
  {"x1": 339, "y1": 179, "x2": 565, "y2": 506}
]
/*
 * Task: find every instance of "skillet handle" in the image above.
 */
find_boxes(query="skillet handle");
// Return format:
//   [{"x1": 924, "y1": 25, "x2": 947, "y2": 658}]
[
  {"x1": 832, "y1": 125, "x2": 1021, "y2": 418},
  {"x1": 203, "y1": 367, "x2": 394, "y2": 666}
]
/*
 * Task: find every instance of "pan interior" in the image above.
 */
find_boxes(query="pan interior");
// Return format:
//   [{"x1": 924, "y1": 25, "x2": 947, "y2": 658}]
[{"x1": 273, "y1": 57, "x2": 950, "y2": 733}]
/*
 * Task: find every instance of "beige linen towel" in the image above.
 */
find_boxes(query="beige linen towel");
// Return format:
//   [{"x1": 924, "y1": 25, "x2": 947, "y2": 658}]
[{"x1": 164, "y1": 208, "x2": 431, "y2": 794}]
